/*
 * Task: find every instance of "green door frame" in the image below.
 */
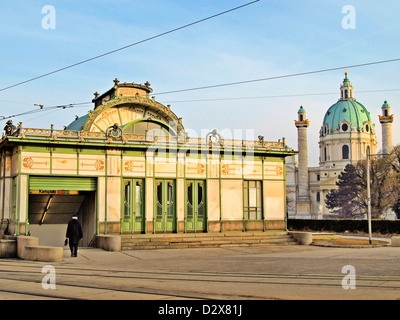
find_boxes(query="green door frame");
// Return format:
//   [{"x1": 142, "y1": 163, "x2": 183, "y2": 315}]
[
  {"x1": 185, "y1": 180, "x2": 207, "y2": 233},
  {"x1": 154, "y1": 179, "x2": 176, "y2": 233},
  {"x1": 122, "y1": 178, "x2": 145, "y2": 233}
]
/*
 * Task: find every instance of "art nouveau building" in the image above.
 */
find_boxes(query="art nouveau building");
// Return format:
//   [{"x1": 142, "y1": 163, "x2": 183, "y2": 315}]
[
  {"x1": 286, "y1": 71, "x2": 394, "y2": 218},
  {"x1": 0, "y1": 79, "x2": 295, "y2": 245}
]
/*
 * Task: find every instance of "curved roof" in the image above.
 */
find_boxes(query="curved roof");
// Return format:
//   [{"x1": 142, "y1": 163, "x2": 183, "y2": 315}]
[
  {"x1": 322, "y1": 99, "x2": 374, "y2": 134},
  {"x1": 65, "y1": 114, "x2": 89, "y2": 131},
  {"x1": 64, "y1": 79, "x2": 184, "y2": 133}
]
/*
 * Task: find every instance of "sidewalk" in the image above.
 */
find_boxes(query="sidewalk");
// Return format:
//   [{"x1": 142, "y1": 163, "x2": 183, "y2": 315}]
[{"x1": 2, "y1": 244, "x2": 400, "y2": 300}]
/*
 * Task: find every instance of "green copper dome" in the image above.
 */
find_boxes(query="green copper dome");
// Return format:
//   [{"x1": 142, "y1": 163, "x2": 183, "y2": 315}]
[
  {"x1": 322, "y1": 99, "x2": 374, "y2": 134},
  {"x1": 298, "y1": 105, "x2": 306, "y2": 113},
  {"x1": 322, "y1": 71, "x2": 375, "y2": 135},
  {"x1": 382, "y1": 100, "x2": 390, "y2": 108}
]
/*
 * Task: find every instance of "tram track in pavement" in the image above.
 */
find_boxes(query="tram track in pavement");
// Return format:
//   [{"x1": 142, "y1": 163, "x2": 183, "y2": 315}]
[
  {"x1": 0, "y1": 285, "x2": 78, "y2": 300},
  {"x1": 1, "y1": 260, "x2": 400, "y2": 299}
]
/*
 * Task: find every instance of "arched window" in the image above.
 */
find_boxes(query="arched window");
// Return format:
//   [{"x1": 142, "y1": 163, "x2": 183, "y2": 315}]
[
  {"x1": 342, "y1": 145, "x2": 349, "y2": 160},
  {"x1": 299, "y1": 114, "x2": 304, "y2": 121},
  {"x1": 345, "y1": 90, "x2": 348, "y2": 99},
  {"x1": 384, "y1": 110, "x2": 388, "y2": 116},
  {"x1": 324, "y1": 147, "x2": 327, "y2": 162}
]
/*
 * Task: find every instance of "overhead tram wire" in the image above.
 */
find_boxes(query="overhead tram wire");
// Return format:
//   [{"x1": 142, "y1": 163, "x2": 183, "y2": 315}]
[
  {"x1": 3, "y1": 86, "x2": 400, "y2": 122},
  {"x1": 0, "y1": 1, "x2": 259, "y2": 93},
  {"x1": 1, "y1": 57, "x2": 400, "y2": 121},
  {"x1": 0, "y1": 102, "x2": 91, "y2": 121},
  {"x1": 151, "y1": 58, "x2": 400, "y2": 96},
  {"x1": 163, "y1": 88, "x2": 400, "y2": 104}
]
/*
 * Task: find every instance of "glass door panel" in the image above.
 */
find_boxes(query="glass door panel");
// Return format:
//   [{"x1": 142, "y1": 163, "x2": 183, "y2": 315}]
[
  {"x1": 122, "y1": 179, "x2": 144, "y2": 233},
  {"x1": 154, "y1": 179, "x2": 176, "y2": 233},
  {"x1": 186, "y1": 180, "x2": 206, "y2": 232}
]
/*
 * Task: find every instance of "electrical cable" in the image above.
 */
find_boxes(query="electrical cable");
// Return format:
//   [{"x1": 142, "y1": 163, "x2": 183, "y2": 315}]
[
  {"x1": 0, "y1": 103, "x2": 89, "y2": 120},
  {"x1": 1, "y1": 58, "x2": 400, "y2": 120},
  {"x1": 0, "y1": 1, "x2": 259, "y2": 93},
  {"x1": 163, "y1": 88, "x2": 400, "y2": 103},
  {"x1": 151, "y1": 58, "x2": 400, "y2": 96},
  {"x1": 2, "y1": 86, "x2": 400, "y2": 121}
]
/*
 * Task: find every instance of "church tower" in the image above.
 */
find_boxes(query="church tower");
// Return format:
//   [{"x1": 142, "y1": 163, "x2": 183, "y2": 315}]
[
  {"x1": 286, "y1": 71, "x2": 386, "y2": 219},
  {"x1": 295, "y1": 106, "x2": 311, "y2": 215},
  {"x1": 379, "y1": 100, "x2": 394, "y2": 154}
]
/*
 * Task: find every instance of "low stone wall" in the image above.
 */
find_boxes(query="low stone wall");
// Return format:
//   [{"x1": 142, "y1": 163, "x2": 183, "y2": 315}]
[
  {"x1": 24, "y1": 246, "x2": 63, "y2": 262},
  {"x1": 17, "y1": 236, "x2": 63, "y2": 262},
  {"x1": 391, "y1": 237, "x2": 400, "y2": 247},
  {"x1": 17, "y1": 236, "x2": 39, "y2": 259},
  {"x1": 0, "y1": 239, "x2": 17, "y2": 258},
  {"x1": 96, "y1": 235, "x2": 121, "y2": 251},
  {"x1": 288, "y1": 231, "x2": 313, "y2": 245}
]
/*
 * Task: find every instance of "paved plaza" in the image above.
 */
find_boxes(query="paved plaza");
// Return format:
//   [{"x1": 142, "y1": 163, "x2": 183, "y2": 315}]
[{"x1": 1, "y1": 243, "x2": 400, "y2": 302}]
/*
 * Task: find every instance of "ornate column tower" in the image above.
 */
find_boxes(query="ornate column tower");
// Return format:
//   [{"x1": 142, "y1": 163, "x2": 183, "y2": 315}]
[
  {"x1": 379, "y1": 100, "x2": 394, "y2": 154},
  {"x1": 295, "y1": 106, "x2": 311, "y2": 216}
]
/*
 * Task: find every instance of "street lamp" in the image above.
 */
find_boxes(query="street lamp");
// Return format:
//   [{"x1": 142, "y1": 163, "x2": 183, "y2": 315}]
[{"x1": 366, "y1": 149, "x2": 389, "y2": 244}]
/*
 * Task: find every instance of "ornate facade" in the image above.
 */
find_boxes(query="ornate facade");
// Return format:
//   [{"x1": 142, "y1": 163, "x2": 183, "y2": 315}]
[
  {"x1": 0, "y1": 79, "x2": 295, "y2": 245},
  {"x1": 286, "y1": 71, "x2": 394, "y2": 218}
]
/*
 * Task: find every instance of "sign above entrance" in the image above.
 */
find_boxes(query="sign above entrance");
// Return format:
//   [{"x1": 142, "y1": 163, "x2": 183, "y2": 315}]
[
  {"x1": 29, "y1": 176, "x2": 96, "y2": 191},
  {"x1": 29, "y1": 190, "x2": 79, "y2": 195}
]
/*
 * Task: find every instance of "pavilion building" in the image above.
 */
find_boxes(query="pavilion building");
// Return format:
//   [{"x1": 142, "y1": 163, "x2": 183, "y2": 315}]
[{"x1": 0, "y1": 79, "x2": 295, "y2": 246}]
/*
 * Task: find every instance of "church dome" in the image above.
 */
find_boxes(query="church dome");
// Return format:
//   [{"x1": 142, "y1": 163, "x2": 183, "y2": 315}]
[
  {"x1": 322, "y1": 99, "x2": 374, "y2": 134},
  {"x1": 321, "y1": 71, "x2": 374, "y2": 135}
]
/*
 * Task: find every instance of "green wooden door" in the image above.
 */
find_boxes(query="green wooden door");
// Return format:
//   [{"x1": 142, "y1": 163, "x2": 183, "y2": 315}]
[
  {"x1": 186, "y1": 180, "x2": 206, "y2": 233},
  {"x1": 155, "y1": 179, "x2": 176, "y2": 233},
  {"x1": 122, "y1": 179, "x2": 145, "y2": 233}
]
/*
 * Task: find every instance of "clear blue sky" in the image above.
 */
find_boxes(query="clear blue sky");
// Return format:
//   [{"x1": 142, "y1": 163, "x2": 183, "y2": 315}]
[{"x1": 1, "y1": 0, "x2": 399, "y2": 166}]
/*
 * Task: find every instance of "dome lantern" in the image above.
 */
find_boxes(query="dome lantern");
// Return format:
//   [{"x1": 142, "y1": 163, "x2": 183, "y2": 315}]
[
  {"x1": 322, "y1": 70, "x2": 374, "y2": 135},
  {"x1": 295, "y1": 106, "x2": 309, "y2": 127},
  {"x1": 340, "y1": 69, "x2": 354, "y2": 101}
]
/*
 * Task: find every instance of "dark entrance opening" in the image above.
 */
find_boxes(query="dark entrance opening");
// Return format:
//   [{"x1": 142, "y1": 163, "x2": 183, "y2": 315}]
[{"x1": 28, "y1": 191, "x2": 96, "y2": 247}]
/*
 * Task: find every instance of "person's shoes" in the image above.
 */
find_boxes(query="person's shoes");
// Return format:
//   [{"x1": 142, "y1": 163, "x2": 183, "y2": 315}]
[{"x1": 71, "y1": 252, "x2": 74, "y2": 257}]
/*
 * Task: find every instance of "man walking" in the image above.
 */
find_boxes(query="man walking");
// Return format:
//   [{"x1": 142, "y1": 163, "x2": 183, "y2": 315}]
[{"x1": 66, "y1": 214, "x2": 83, "y2": 257}]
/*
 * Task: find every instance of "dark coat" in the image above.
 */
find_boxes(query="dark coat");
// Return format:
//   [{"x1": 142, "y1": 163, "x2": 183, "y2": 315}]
[{"x1": 66, "y1": 218, "x2": 83, "y2": 245}]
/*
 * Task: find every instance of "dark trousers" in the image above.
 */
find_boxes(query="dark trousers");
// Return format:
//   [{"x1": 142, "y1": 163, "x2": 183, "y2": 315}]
[{"x1": 69, "y1": 243, "x2": 78, "y2": 257}]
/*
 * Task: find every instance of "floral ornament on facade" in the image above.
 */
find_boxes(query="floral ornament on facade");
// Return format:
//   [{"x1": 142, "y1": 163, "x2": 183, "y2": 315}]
[
  {"x1": 106, "y1": 123, "x2": 123, "y2": 139},
  {"x1": 206, "y1": 129, "x2": 223, "y2": 146},
  {"x1": 3, "y1": 120, "x2": 16, "y2": 136}
]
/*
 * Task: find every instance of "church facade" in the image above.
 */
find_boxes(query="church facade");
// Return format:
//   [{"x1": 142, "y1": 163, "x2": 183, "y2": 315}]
[
  {"x1": 286, "y1": 71, "x2": 394, "y2": 218},
  {"x1": 0, "y1": 79, "x2": 295, "y2": 246}
]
